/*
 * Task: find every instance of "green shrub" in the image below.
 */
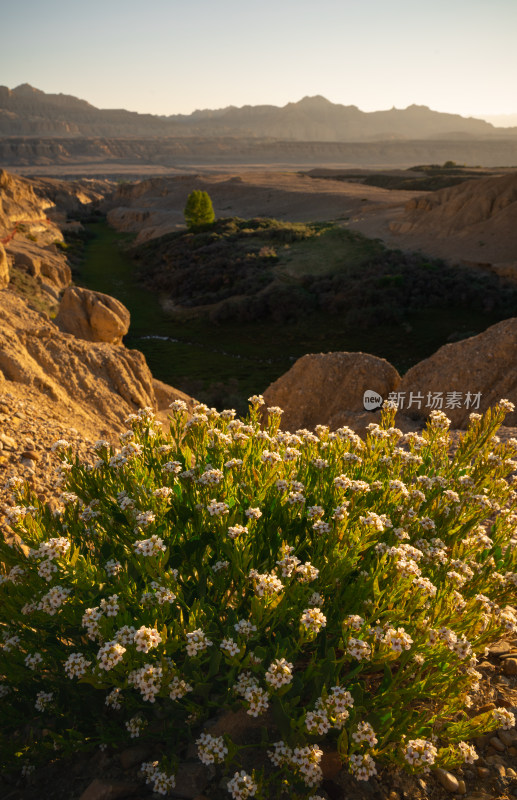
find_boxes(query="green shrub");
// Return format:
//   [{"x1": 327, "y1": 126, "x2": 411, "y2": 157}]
[{"x1": 1, "y1": 399, "x2": 516, "y2": 798}]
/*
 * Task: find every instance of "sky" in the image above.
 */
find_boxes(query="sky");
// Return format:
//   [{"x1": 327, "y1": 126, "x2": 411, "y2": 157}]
[{"x1": 1, "y1": 0, "x2": 516, "y2": 122}]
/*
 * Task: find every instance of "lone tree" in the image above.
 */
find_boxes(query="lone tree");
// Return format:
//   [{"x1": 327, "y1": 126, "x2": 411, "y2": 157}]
[{"x1": 184, "y1": 190, "x2": 215, "y2": 229}]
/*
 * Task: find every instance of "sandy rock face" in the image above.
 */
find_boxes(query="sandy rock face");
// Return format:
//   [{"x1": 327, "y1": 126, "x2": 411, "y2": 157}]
[
  {"x1": 0, "y1": 290, "x2": 156, "y2": 432},
  {"x1": 398, "y1": 318, "x2": 517, "y2": 428},
  {"x1": 55, "y1": 286, "x2": 131, "y2": 344},
  {"x1": 0, "y1": 243, "x2": 9, "y2": 289},
  {"x1": 264, "y1": 351, "x2": 401, "y2": 432},
  {"x1": 0, "y1": 169, "x2": 53, "y2": 232}
]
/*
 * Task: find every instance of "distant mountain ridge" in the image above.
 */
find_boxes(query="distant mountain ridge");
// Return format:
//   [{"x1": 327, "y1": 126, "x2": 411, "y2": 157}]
[{"x1": 1, "y1": 84, "x2": 516, "y2": 141}]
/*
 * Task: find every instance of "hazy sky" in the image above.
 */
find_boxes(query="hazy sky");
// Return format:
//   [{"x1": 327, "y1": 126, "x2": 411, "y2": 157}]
[{"x1": 1, "y1": 0, "x2": 515, "y2": 120}]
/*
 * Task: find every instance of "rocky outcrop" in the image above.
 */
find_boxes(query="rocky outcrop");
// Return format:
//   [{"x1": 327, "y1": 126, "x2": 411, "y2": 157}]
[
  {"x1": 263, "y1": 351, "x2": 401, "y2": 432},
  {"x1": 55, "y1": 286, "x2": 130, "y2": 344},
  {"x1": 0, "y1": 243, "x2": 9, "y2": 288},
  {"x1": 398, "y1": 318, "x2": 517, "y2": 428},
  {"x1": 0, "y1": 290, "x2": 156, "y2": 432},
  {"x1": 388, "y1": 172, "x2": 517, "y2": 266},
  {"x1": 0, "y1": 169, "x2": 55, "y2": 236},
  {"x1": 7, "y1": 239, "x2": 71, "y2": 294}
]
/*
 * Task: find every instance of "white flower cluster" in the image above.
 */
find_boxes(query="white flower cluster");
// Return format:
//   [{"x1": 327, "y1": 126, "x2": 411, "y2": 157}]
[
  {"x1": 228, "y1": 524, "x2": 247, "y2": 539},
  {"x1": 234, "y1": 619, "x2": 257, "y2": 638},
  {"x1": 100, "y1": 594, "x2": 120, "y2": 617},
  {"x1": 196, "y1": 732, "x2": 228, "y2": 765},
  {"x1": 206, "y1": 498, "x2": 229, "y2": 517},
  {"x1": 126, "y1": 715, "x2": 146, "y2": 738},
  {"x1": 97, "y1": 641, "x2": 126, "y2": 671},
  {"x1": 352, "y1": 721, "x2": 378, "y2": 747},
  {"x1": 265, "y1": 657, "x2": 293, "y2": 689},
  {"x1": 105, "y1": 687, "x2": 123, "y2": 709},
  {"x1": 227, "y1": 770, "x2": 258, "y2": 800},
  {"x1": 457, "y1": 741, "x2": 478, "y2": 763},
  {"x1": 64, "y1": 652, "x2": 91, "y2": 678},
  {"x1": 35, "y1": 690, "x2": 53, "y2": 711},
  {"x1": 249, "y1": 570, "x2": 284, "y2": 598},
  {"x1": 38, "y1": 585, "x2": 71, "y2": 615},
  {"x1": 268, "y1": 741, "x2": 323, "y2": 787},
  {"x1": 493, "y1": 707, "x2": 516, "y2": 730},
  {"x1": 169, "y1": 676, "x2": 193, "y2": 700},
  {"x1": 300, "y1": 607, "x2": 327, "y2": 635},
  {"x1": 349, "y1": 752, "x2": 377, "y2": 781},
  {"x1": 403, "y1": 738, "x2": 438, "y2": 769},
  {"x1": 24, "y1": 652, "x2": 43, "y2": 670},
  {"x1": 134, "y1": 626, "x2": 162, "y2": 653},
  {"x1": 128, "y1": 663, "x2": 163, "y2": 702},
  {"x1": 133, "y1": 534, "x2": 166, "y2": 557},
  {"x1": 306, "y1": 686, "x2": 354, "y2": 734},
  {"x1": 347, "y1": 637, "x2": 372, "y2": 661},
  {"x1": 140, "y1": 761, "x2": 176, "y2": 795},
  {"x1": 220, "y1": 637, "x2": 240, "y2": 656},
  {"x1": 186, "y1": 628, "x2": 213, "y2": 656}
]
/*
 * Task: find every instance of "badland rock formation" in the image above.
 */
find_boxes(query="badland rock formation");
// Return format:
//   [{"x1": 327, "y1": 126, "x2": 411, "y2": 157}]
[
  {"x1": 386, "y1": 172, "x2": 517, "y2": 270},
  {"x1": 3, "y1": 136, "x2": 517, "y2": 173},
  {"x1": 0, "y1": 289, "x2": 155, "y2": 433}
]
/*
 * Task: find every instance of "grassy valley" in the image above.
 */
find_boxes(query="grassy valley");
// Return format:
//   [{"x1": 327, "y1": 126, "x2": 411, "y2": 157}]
[{"x1": 73, "y1": 214, "x2": 517, "y2": 414}]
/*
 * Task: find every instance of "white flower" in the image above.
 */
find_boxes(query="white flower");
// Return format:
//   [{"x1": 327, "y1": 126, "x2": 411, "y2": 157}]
[
  {"x1": 133, "y1": 535, "x2": 166, "y2": 557},
  {"x1": 227, "y1": 770, "x2": 258, "y2": 800},
  {"x1": 352, "y1": 721, "x2": 378, "y2": 747},
  {"x1": 244, "y1": 685, "x2": 269, "y2": 717},
  {"x1": 300, "y1": 607, "x2": 327, "y2": 635},
  {"x1": 35, "y1": 691, "x2": 53, "y2": 711},
  {"x1": 169, "y1": 676, "x2": 193, "y2": 700},
  {"x1": 24, "y1": 652, "x2": 43, "y2": 670},
  {"x1": 105, "y1": 688, "x2": 123, "y2": 709},
  {"x1": 346, "y1": 637, "x2": 372, "y2": 661},
  {"x1": 350, "y1": 753, "x2": 377, "y2": 781},
  {"x1": 64, "y1": 652, "x2": 91, "y2": 678},
  {"x1": 220, "y1": 637, "x2": 240, "y2": 657},
  {"x1": 134, "y1": 626, "x2": 162, "y2": 653},
  {"x1": 186, "y1": 628, "x2": 213, "y2": 656},
  {"x1": 493, "y1": 707, "x2": 515, "y2": 730},
  {"x1": 206, "y1": 499, "x2": 229, "y2": 517},
  {"x1": 234, "y1": 619, "x2": 257, "y2": 638},
  {"x1": 265, "y1": 657, "x2": 293, "y2": 689},
  {"x1": 97, "y1": 641, "x2": 126, "y2": 671},
  {"x1": 100, "y1": 594, "x2": 120, "y2": 617},
  {"x1": 197, "y1": 732, "x2": 229, "y2": 765},
  {"x1": 403, "y1": 738, "x2": 438, "y2": 768}
]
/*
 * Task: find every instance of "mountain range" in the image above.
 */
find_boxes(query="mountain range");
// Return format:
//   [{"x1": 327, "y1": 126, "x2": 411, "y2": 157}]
[{"x1": 1, "y1": 84, "x2": 516, "y2": 142}]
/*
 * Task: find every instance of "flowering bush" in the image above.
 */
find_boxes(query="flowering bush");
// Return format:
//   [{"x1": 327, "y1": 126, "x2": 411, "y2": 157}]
[{"x1": 1, "y1": 397, "x2": 516, "y2": 798}]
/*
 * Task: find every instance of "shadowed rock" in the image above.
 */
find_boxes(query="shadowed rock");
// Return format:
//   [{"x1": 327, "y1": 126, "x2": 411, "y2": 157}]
[
  {"x1": 264, "y1": 351, "x2": 401, "y2": 432},
  {"x1": 398, "y1": 317, "x2": 517, "y2": 427}
]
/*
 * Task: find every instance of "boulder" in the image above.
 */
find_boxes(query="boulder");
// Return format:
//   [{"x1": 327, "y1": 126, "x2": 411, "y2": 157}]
[
  {"x1": 398, "y1": 317, "x2": 517, "y2": 428},
  {"x1": 55, "y1": 286, "x2": 130, "y2": 344},
  {"x1": 0, "y1": 243, "x2": 9, "y2": 289},
  {"x1": 263, "y1": 351, "x2": 401, "y2": 432}
]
